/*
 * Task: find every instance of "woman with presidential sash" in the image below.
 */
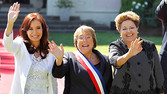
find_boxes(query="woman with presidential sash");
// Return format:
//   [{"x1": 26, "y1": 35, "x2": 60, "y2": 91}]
[{"x1": 48, "y1": 25, "x2": 112, "y2": 94}]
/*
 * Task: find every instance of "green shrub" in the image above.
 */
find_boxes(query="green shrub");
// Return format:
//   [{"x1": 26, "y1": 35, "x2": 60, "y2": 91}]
[
  {"x1": 56, "y1": 0, "x2": 73, "y2": 8},
  {"x1": 120, "y1": 0, "x2": 161, "y2": 27}
]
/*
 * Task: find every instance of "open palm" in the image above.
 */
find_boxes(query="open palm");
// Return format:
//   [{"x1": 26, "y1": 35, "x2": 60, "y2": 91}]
[
  {"x1": 48, "y1": 41, "x2": 64, "y2": 61},
  {"x1": 129, "y1": 38, "x2": 143, "y2": 56},
  {"x1": 8, "y1": 2, "x2": 20, "y2": 24}
]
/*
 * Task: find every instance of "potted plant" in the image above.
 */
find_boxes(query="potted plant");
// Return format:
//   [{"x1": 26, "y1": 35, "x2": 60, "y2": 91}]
[{"x1": 56, "y1": 0, "x2": 74, "y2": 21}]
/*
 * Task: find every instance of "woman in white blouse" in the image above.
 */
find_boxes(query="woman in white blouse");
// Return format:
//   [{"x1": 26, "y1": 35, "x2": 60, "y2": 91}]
[{"x1": 3, "y1": 2, "x2": 57, "y2": 94}]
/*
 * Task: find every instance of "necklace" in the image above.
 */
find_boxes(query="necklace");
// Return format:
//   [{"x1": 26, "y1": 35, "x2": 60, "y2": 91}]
[
  {"x1": 31, "y1": 45, "x2": 37, "y2": 50},
  {"x1": 32, "y1": 53, "x2": 42, "y2": 63}
]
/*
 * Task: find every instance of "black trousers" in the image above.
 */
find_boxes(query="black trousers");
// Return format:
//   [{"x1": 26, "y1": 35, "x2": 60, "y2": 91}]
[{"x1": 165, "y1": 78, "x2": 167, "y2": 94}]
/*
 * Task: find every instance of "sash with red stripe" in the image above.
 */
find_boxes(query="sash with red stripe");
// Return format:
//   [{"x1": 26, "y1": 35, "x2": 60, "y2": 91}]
[{"x1": 74, "y1": 50, "x2": 107, "y2": 94}]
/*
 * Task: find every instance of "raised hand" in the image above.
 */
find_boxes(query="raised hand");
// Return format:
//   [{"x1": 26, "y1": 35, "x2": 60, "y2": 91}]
[
  {"x1": 8, "y1": 2, "x2": 20, "y2": 24},
  {"x1": 6, "y1": 2, "x2": 20, "y2": 36},
  {"x1": 128, "y1": 37, "x2": 143, "y2": 57},
  {"x1": 48, "y1": 41, "x2": 64, "y2": 66},
  {"x1": 116, "y1": 37, "x2": 143, "y2": 67}
]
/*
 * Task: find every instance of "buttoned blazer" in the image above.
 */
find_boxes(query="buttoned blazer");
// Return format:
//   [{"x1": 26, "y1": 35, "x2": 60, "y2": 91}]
[
  {"x1": 156, "y1": 0, "x2": 167, "y2": 78},
  {"x1": 3, "y1": 32, "x2": 57, "y2": 94}
]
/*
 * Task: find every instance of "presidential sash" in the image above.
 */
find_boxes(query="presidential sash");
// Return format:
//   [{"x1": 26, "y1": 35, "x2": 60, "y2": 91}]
[{"x1": 74, "y1": 50, "x2": 106, "y2": 94}]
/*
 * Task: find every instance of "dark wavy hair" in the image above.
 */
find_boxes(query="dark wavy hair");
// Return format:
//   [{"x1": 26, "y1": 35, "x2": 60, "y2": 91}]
[{"x1": 19, "y1": 13, "x2": 49, "y2": 59}]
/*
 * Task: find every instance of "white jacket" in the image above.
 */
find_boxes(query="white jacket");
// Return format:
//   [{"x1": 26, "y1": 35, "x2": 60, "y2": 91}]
[{"x1": 3, "y1": 32, "x2": 58, "y2": 94}]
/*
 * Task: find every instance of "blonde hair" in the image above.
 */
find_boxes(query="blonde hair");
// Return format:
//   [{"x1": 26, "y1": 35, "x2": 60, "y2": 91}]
[
  {"x1": 74, "y1": 25, "x2": 97, "y2": 49},
  {"x1": 114, "y1": 11, "x2": 140, "y2": 31}
]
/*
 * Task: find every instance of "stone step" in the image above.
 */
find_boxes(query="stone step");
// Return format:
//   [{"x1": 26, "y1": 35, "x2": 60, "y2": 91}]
[
  {"x1": 0, "y1": 10, "x2": 110, "y2": 32},
  {"x1": 0, "y1": 12, "x2": 53, "y2": 20},
  {"x1": 0, "y1": 24, "x2": 109, "y2": 31},
  {"x1": 49, "y1": 29, "x2": 109, "y2": 33},
  {"x1": 0, "y1": 4, "x2": 33, "y2": 8},
  {"x1": 0, "y1": 64, "x2": 15, "y2": 70},
  {"x1": 0, "y1": 19, "x2": 95, "y2": 25},
  {"x1": 0, "y1": 4, "x2": 46, "y2": 13},
  {"x1": 0, "y1": 57, "x2": 14, "y2": 65}
]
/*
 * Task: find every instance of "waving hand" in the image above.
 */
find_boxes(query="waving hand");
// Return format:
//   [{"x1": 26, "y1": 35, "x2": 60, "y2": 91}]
[
  {"x1": 128, "y1": 37, "x2": 143, "y2": 56},
  {"x1": 48, "y1": 41, "x2": 64, "y2": 66},
  {"x1": 116, "y1": 38, "x2": 143, "y2": 67},
  {"x1": 8, "y1": 2, "x2": 20, "y2": 24},
  {"x1": 6, "y1": 2, "x2": 20, "y2": 36}
]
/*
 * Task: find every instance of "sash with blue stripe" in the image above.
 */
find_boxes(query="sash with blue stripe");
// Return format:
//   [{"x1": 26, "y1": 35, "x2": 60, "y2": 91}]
[{"x1": 74, "y1": 50, "x2": 107, "y2": 94}]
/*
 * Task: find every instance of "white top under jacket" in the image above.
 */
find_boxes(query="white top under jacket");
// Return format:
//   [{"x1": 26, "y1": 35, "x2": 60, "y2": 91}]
[{"x1": 3, "y1": 31, "x2": 58, "y2": 94}]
